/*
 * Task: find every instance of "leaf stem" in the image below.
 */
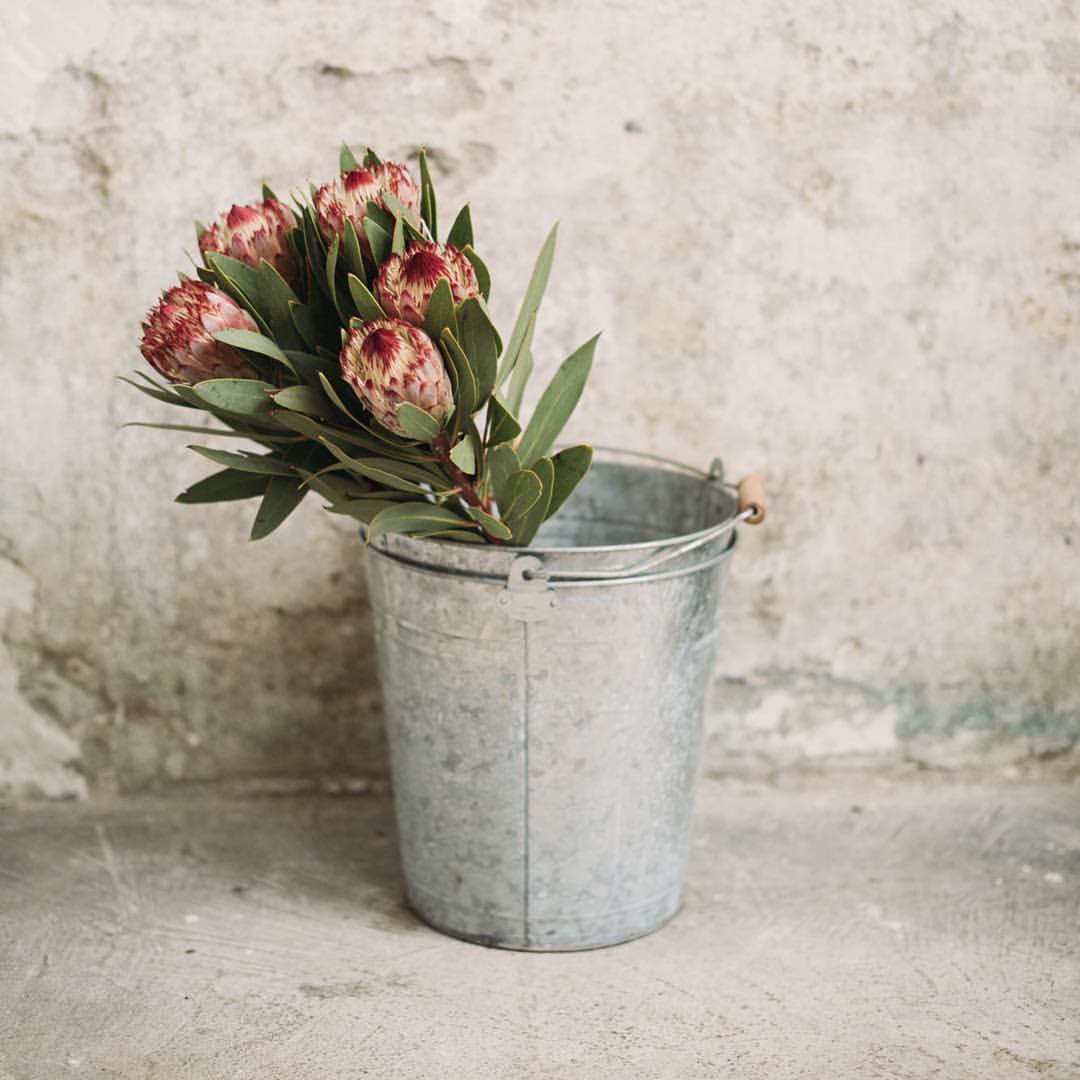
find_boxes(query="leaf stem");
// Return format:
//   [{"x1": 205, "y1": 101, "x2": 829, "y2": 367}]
[{"x1": 432, "y1": 434, "x2": 502, "y2": 541}]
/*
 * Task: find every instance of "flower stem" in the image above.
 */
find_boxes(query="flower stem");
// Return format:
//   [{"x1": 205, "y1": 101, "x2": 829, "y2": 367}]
[{"x1": 432, "y1": 434, "x2": 499, "y2": 530}]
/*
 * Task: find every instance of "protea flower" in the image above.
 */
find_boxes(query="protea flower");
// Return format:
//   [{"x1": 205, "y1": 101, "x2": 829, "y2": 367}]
[
  {"x1": 340, "y1": 318, "x2": 453, "y2": 436},
  {"x1": 140, "y1": 281, "x2": 259, "y2": 384},
  {"x1": 314, "y1": 163, "x2": 420, "y2": 245},
  {"x1": 374, "y1": 241, "x2": 480, "y2": 326},
  {"x1": 198, "y1": 198, "x2": 298, "y2": 284}
]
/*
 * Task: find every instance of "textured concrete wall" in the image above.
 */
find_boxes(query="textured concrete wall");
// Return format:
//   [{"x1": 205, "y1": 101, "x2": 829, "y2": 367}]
[{"x1": 1, "y1": 0, "x2": 1077, "y2": 797}]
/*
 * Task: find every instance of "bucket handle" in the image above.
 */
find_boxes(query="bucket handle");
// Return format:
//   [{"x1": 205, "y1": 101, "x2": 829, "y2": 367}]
[{"x1": 523, "y1": 474, "x2": 767, "y2": 585}]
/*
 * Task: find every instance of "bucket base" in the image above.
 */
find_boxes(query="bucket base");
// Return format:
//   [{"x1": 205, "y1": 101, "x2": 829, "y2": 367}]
[{"x1": 404, "y1": 881, "x2": 684, "y2": 952}]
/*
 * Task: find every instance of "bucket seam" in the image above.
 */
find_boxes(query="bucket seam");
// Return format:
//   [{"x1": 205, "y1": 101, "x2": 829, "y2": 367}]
[{"x1": 522, "y1": 620, "x2": 531, "y2": 948}]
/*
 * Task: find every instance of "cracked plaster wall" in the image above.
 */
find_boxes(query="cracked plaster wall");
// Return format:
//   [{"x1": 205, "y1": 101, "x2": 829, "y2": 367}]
[{"x1": 1, "y1": 0, "x2": 1077, "y2": 797}]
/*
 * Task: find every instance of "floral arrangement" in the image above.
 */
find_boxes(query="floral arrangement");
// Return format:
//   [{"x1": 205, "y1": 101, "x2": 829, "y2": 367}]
[{"x1": 128, "y1": 144, "x2": 598, "y2": 544}]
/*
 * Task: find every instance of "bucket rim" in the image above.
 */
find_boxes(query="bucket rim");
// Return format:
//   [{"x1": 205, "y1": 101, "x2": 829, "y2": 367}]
[{"x1": 365, "y1": 446, "x2": 733, "y2": 559}]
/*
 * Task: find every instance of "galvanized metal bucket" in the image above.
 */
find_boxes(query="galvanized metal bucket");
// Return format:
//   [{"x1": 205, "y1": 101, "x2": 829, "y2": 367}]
[{"x1": 363, "y1": 448, "x2": 765, "y2": 951}]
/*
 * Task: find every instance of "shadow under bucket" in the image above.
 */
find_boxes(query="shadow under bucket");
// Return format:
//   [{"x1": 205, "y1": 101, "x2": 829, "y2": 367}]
[{"x1": 363, "y1": 449, "x2": 761, "y2": 950}]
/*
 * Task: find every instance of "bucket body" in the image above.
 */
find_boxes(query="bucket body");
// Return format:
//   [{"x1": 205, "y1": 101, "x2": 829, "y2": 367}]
[{"x1": 364, "y1": 450, "x2": 738, "y2": 950}]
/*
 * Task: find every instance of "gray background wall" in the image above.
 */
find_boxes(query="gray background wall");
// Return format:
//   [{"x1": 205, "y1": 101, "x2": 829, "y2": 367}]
[{"x1": 1, "y1": 0, "x2": 1077, "y2": 798}]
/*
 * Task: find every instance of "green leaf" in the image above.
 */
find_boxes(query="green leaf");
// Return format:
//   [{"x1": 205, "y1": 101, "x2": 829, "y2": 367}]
[
  {"x1": 324, "y1": 235, "x2": 345, "y2": 320},
  {"x1": 347, "y1": 273, "x2": 385, "y2": 320},
  {"x1": 390, "y1": 212, "x2": 405, "y2": 255},
  {"x1": 261, "y1": 182, "x2": 278, "y2": 201},
  {"x1": 187, "y1": 446, "x2": 295, "y2": 475},
  {"x1": 176, "y1": 469, "x2": 270, "y2": 504},
  {"x1": 423, "y1": 278, "x2": 458, "y2": 343},
  {"x1": 250, "y1": 474, "x2": 307, "y2": 540},
  {"x1": 462, "y1": 245, "x2": 490, "y2": 301},
  {"x1": 118, "y1": 374, "x2": 195, "y2": 408},
  {"x1": 327, "y1": 498, "x2": 409, "y2": 524},
  {"x1": 363, "y1": 216, "x2": 391, "y2": 267},
  {"x1": 447, "y1": 204, "x2": 473, "y2": 249},
  {"x1": 364, "y1": 201, "x2": 395, "y2": 235},
  {"x1": 465, "y1": 505, "x2": 512, "y2": 541},
  {"x1": 383, "y1": 192, "x2": 419, "y2": 230},
  {"x1": 210, "y1": 329, "x2": 288, "y2": 370},
  {"x1": 255, "y1": 260, "x2": 303, "y2": 350},
  {"x1": 402, "y1": 217, "x2": 426, "y2": 247},
  {"x1": 340, "y1": 142, "x2": 358, "y2": 172},
  {"x1": 499, "y1": 468, "x2": 543, "y2": 523},
  {"x1": 440, "y1": 329, "x2": 478, "y2": 421},
  {"x1": 458, "y1": 297, "x2": 499, "y2": 404},
  {"x1": 497, "y1": 223, "x2": 557, "y2": 385},
  {"x1": 125, "y1": 421, "x2": 262, "y2": 438},
  {"x1": 507, "y1": 456, "x2": 553, "y2": 546},
  {"x1": 394, "y1": 402, "x2": 442, "y2": 440},
  {"x1": 505, "y1": 338, "x2": 534, "y2": 416},
  {"x1": 319, "y1": 443, "x2": 445, "y2": 494},
  {"x1": 515, "y1": 333, "x2": 599, "y2": 467},
  {"x1": 486, "y1": 394, "x2": 521, "y2": 446},
  {"x1": 192, "y1": 378, "x2": 275, "y2": 416},
  {"x1": 283, "y1": 349, "x2": 336, "y2": 389},
  {"x1": 271, "y1": 410, "x2": 395, "y2": 455},
  {"x1": 289, "y1": 301, "x2": 319, "y2": 351},
  {"x1": 449, "y1": 434, "x2": 476, "y2": 474},
  {"x1": 204, "y1": 252, "x2": 260, "y2": 305},
  {"x1": 485, "y1": 444, "x2": 520, "y2": 506},
  {"x1": 271, "y1": 385, "x2": 334, "y2": 417},
  {"x1": 418, "y1": 148, "x2": 437, "y2": 240},
  {"x1": 547, "y1": 444, "x2": 593, "y2": 519},
  {"x1": 412, "y1": 528, "x2": 486, "y2": 544},
  {"x1": 362, "y1": 147, "x2": 382, "y2": 167},
  {"x1": 317, "y1": 371, "x2": 364, "y2": 423},
  {"x1": 366, "y1": 502, "x2": 471, "y2": 540},
  {"x1": 342, "y1": 218, "x2": 366, "y2": 280}
]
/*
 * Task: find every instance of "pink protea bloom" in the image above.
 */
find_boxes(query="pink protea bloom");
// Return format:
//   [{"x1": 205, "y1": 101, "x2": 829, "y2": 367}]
[
  {"x1": 340, "y1": 318, "x2": 453, "y2": 437},
  {"x1": 140, "y1": 281, "x2": 259, "y2": 384},
  {"x1": 199, "y1": 198, "x2": 299, "y2": 284},
  {"x1": 313, "y1": 162, "x2": 420, "y2": 246},
  {"x1": 374, "y1": 241, "x2": 480, "y2": 326}
]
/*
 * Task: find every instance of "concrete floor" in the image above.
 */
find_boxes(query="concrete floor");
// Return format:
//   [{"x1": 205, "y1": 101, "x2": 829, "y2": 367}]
[{"x1": 1, "y1": 774, "x2": 1077, "y2": 1079}]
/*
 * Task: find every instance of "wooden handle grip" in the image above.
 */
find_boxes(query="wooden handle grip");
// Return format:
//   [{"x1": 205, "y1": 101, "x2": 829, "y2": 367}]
[{"x1": 737, "y1": 474, "x2": 767, "y2": 525}]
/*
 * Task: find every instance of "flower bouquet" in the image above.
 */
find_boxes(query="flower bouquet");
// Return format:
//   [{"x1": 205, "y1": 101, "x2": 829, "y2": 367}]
[{"x1": 129, "y1": 143, "x2": 598, "y2": 546}]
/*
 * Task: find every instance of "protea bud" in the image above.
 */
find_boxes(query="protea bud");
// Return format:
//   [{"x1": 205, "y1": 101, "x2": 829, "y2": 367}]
[
  {"x1": 140, "y1": 281, "x2": 259, "y2": 384},
  {"x1": 198, "y1": 198, "x2": 298, "y2": 284},
  {"x1": 314, "y1": 163, "x2": 420, "y2": 245},
  {"x1": 340, "y1": 318, "x2": 453, "y2": 436},
  {"x1": 374, "y1": 241, "x2": 481, "y2": 326}
]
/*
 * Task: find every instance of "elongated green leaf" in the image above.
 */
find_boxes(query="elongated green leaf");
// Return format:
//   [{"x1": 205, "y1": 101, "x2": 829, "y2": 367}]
[
  {"x1": 515, "y1": 334, "x2": 599, "y2": 467},
  {"x1": 364, "y1": 200, "x2": 394, "y2": 234},
  {"x1": 319, "y1": 442, "x2": 443, "y2": 494},
  {"x1": 288, "y1": 301, "x2": 319, "y2": 351},
  {"x1": 327, "y1": 498, "x2": 409, "y2": 524},
  {"x1": 347, "y1": 273, "x2": 385, "y2": 320},
  {"x1": 192, "y1": 378, "x2": 274, "y2": 416},
  {"x1": 362, "y1": 147, "x2": 382, "y2": 167},
  {"x1": 505, "y1": 338, "x2": 534, "y2": 417},
  {"x1": 342, "y1": 218, "x2": 366, "y2": 280},
  {"x1": 118, "y1": 375, "x2": 195, "y2": 408},
  {"x1": 507, "y1": 456, "x2": 553, "y2": 546},
  {"x1": 485, "y1": 443, "x2": 519, "y2": 504},
  {"x1": 325, "y1": 235, "x2": 345, "y2": 319},
  {"x1": 261, "y1": 182, "x2": 278, "y2": 201},
  {"x1": 462, "y1": 245, "x2": 490, "y2": 301},
  {"x1": 271, "y1": 385, "x2": 334, "y2": 417},
  {"x1": 255, "y1": 260, "x2": 303, "y2": 350},
  {"x1": 395, "y1": 402, "x2": 442, "y2": 440},
  {"x1": 458, "y1": 298, "x2": 499, "y2": 403},
  {"x1": 212, "y1": 328, "x2": 288, "y2": 366},
  {"x1": 390, "y1": 213, "x2": 405, "y2": 255},
  {"x1": 402, "y1": 217, "x2": 426, "y2": 247},
  {"x1": 499, "y1": 468, "x2": 542, "y2": 523},
  {"x1": 366, "y1": 502, "x2": 471, "y2": 540},
  {"x1": 546, "y1": 444, "x2": 593, "y2": 519},
  {"x1": 412, "y1": 528, "x2": 486, "y2": 544},
  {"x1": 340, "y1": 142, "x2": 359, "y2": 172},
  {"x1": 281, "y1": 349, "x2": 334, "y2": 389},
  {"x1": 363, "y1": 217, "x2": 391, "y2": 267},
  {"x1": 447, "y1": 204, "x2": 473, "y2": 249},
  {"x1": 250, "y1": 474, "x2": 307, "y2": 540},
  {"x1": 449, "y1": 434, "x2": 476, "y2": 474},
  {"x1": 440, "y1": 329, "x2": 477, "y2": 421},
  {"x1": 176, "y1": 469, "x2": 270, "y2": 504},
  {"x1": 383, "y1": 192, "x2": 419, "y2": 230},
  {"x1": 486, "y1": 394, "x2": 521, "y2": 445},
  {"x1": 418, "y1": 148, "x2": 437, "y2": 240},
  {"x1": 317, "y1": 371, "x2": 363, "y2": 424},
  {"x1": 464, "y1": 504, "x2": 512, "y2": 541},
  {"x1": 125, "y1": 421, "x2": 260, "y2": 438},
  {"x1": 187, "y1": 446, "x2": 294, "y2": 475},
  {"x1": 423, "y1": 278, "x2": 458, "y2": 343},
  {"x1": 497, "y1": 224, "x2": 557, "y2": 384},
  {"x1": 204, "y1": 252, "x2": 260, "y2": 304}
]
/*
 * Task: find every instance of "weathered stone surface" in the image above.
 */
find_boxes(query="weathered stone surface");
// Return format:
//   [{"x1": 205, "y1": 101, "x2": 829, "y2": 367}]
[{"x1": 1, "y1": 1, "x2": 1077, "y2": 794}]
